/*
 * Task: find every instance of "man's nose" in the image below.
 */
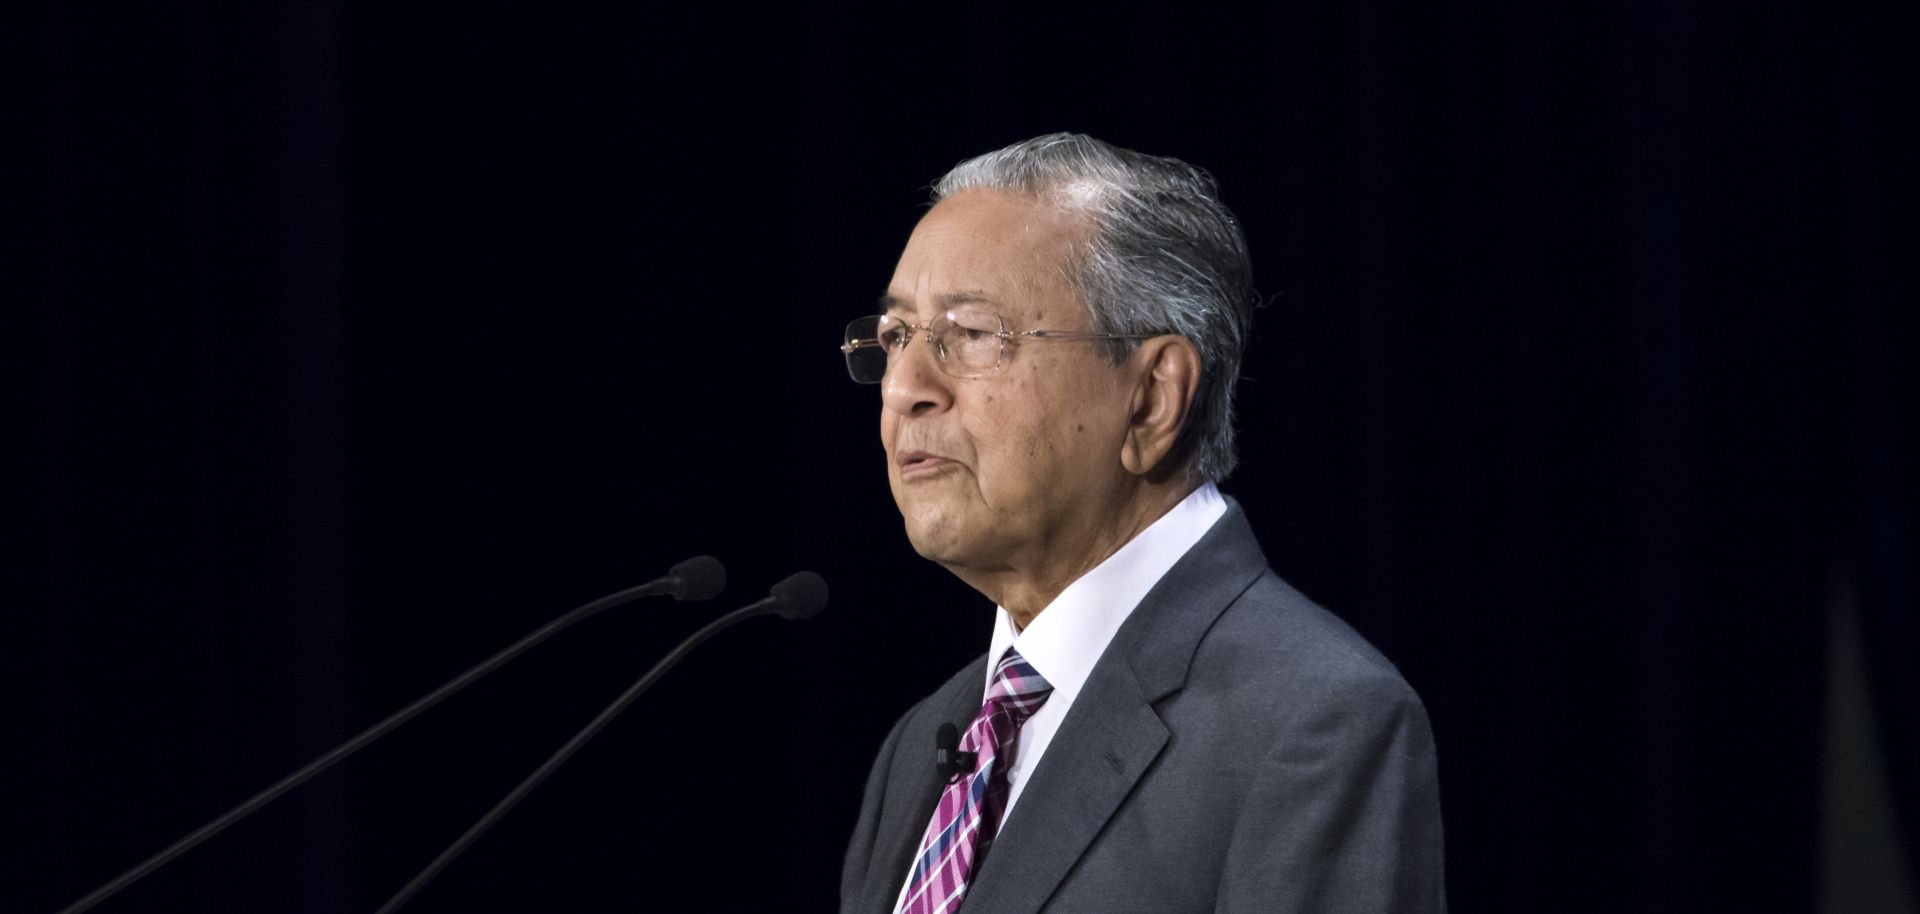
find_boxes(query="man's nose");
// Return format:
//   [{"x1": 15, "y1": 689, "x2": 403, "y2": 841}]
[{"x1": 881, "y1": 331, "x2": 953, "y2": 417}]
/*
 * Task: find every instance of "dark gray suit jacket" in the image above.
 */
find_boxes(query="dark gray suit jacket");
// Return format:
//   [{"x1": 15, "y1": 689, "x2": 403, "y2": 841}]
[{"x1": 840, "y1": 503, "x2": 1446, "y2": 914}]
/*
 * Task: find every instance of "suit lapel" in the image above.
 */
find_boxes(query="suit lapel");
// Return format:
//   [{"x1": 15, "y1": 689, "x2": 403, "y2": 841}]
[
  {"x1": 953, "y1": 502, "x2": 1271, "y2": 913},
  {"x1": 958, "y1": 661, "x2": 1168, "y2": 913}
]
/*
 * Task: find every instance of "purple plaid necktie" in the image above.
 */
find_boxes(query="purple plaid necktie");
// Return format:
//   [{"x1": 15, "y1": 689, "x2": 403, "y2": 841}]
[{"x1": 895, "y1": 647, "x2": 1054, "y2": 914}]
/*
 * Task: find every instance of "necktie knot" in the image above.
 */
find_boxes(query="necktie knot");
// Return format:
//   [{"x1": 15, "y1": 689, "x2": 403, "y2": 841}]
[{"x1": 983, "y1": 647, "x2": 1053, "y2": 725}]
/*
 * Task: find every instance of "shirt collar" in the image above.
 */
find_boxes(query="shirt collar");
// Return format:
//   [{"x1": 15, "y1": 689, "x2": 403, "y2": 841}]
[{"x1": 985, "y1": 483, "x2": 1229, "y2": 699}]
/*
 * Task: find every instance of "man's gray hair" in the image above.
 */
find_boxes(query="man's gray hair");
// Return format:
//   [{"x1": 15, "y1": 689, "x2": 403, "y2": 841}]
[{"x1": 932, "y1": 132, "x2": 1255, "y2": 484}]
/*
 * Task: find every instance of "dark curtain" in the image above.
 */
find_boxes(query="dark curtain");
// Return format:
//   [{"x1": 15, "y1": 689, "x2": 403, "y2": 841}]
[{"x1": 8, "y1": 1, "x2": 1909, "y2": 912}]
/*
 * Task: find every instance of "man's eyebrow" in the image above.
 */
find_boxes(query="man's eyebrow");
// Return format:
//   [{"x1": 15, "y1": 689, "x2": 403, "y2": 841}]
[{"x1": 876, "y1": 290, "x2": 1003, "y2": 314}]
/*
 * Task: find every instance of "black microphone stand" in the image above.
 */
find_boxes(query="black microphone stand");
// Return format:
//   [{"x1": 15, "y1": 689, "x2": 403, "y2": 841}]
[
  {"x1": 54, "y1": 557, "x2": 723, "y2": 914},
  {"x1": 374, "y1": 571, "x2": 827, "y2": 913}
]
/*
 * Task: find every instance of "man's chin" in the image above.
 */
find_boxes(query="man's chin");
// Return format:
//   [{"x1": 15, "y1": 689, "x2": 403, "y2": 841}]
[
  {"x1": 906, "y1": 533, "x2": 987, "y2": 583},
  {"x1": 900, "y1": 509, "x2": 972, "y2": 566},
  {"x1": 901, "y1": 520, "x2": 955, "y2": 563}
]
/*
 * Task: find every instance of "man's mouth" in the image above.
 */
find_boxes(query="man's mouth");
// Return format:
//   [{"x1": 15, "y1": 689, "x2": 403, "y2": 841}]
[{"x1": 896, "y1": 451, "x2": 956, "y2": 477}]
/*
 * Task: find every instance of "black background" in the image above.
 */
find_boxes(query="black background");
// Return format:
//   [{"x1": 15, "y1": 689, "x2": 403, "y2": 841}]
[{"x1": 8, "y1": 0, "x2": 1912, "y2": 912}]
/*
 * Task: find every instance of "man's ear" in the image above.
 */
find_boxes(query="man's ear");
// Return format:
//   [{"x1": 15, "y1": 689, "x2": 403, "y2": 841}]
[{"x1": 1119, "y1": 336, "x2": 1202, "y2": 478}]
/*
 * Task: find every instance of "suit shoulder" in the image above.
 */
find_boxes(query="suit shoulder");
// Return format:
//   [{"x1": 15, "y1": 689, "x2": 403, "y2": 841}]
[
  {"x1": 1193, "y1": 569, "x2": 1425, "y2": 710},
  {"x1": 1158, "y1": 570, "x2": 1438, "y2": 789}
]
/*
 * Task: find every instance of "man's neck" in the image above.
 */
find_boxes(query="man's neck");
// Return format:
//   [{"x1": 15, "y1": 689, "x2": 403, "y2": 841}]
[{"x1": 952, "y1": 482, "x2": 1194, "y2": 629}]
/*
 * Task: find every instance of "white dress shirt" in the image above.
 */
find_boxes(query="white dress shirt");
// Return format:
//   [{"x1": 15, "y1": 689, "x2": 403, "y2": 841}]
[
  {"x1": 891, "y1": 484, "x2": 1227, "y2": 912},
  {"x1": 982, "y1": 482, "x2": 1226, "y2": 830}
]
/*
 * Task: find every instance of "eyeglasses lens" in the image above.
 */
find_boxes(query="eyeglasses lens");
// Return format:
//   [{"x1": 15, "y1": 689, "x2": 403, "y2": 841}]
[
  {"x1": 939, "y1": 311, "x2": 1004, "y2": 375},
  {"x1": 841, "y1": 310, "x2": 1006, "y2": 383},
  {"x1": 843, "y1": 315, "x2": 888, "y2": 383}
]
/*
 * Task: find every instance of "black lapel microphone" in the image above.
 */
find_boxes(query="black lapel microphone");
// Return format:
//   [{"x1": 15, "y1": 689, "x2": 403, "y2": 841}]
[
  {"x1": 934, "y1": 722, "x2": 978, "y2": 781},
  {"x1": 374, "y1": 570, "x2": 830, "y2": 913},
  {"x1": 54, "y1": 556, "x2": 727, "y2": 914}
]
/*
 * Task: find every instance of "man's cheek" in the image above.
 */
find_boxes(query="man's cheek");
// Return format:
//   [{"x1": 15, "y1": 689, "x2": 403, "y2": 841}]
[{"x1": 968, "y1": 408, "x2": 1024, "y2": 443}]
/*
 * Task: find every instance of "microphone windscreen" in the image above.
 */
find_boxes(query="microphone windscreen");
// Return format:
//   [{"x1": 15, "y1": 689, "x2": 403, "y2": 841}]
[
  {"x1": 668, "y1": 555, "x2": 727, "y2": 602},
  {"x1": 768, "y1": 571, "x2": 829, "y2": 620}
]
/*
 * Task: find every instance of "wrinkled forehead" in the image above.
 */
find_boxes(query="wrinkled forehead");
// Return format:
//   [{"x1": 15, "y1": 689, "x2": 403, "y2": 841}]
[{"x1": 882, "y1": 190, "x2": 1088, "y2": 326}]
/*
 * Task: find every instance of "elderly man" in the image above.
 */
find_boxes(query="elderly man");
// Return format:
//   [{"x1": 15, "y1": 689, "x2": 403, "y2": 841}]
[{"x1": 837, "y1": 133, "x2": 1445, "y2": 914}]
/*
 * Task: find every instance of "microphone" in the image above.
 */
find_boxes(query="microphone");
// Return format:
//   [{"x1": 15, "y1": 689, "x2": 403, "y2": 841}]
[
  {"x1": 765, "y1": 569, "x2": 829, "y2": 619},
  {"x1": 934, "y1": 722, "x2": 977, "y2": 780},
  {"x1": 55, "y1": 556, "x2": 727, "y2": 914},
  {"x1": 659, "y1": 554, "x2": 727, "y2": 602},
  {"x1": 374, "y1": 570, "x2": 830, "y2": 913}
]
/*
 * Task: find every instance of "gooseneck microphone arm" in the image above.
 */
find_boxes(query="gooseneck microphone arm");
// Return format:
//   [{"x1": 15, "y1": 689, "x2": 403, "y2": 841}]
[
  {"x1": 55, "y1": 556, "x2": 726, "y2": 914},
  {"x1": 375, "y1": 570, "x2": 829, "y2": 914}
]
